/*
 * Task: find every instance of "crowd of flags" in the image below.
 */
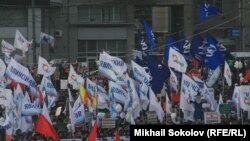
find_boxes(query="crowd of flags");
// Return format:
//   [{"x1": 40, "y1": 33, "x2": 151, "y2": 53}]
[{"x1": 0, "y1": 1, "x2": 249, "y2": 141}]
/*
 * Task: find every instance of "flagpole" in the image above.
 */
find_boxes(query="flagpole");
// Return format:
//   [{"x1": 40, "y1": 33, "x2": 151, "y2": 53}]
[{"x1": 241, "y1": 109, "x2": 244, "y2": 125}]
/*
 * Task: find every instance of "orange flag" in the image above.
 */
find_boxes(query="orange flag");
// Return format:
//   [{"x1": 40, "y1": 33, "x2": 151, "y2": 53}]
[
  {"x1": 79, "y1": 84, "x2": 88, "y2": 104},
  {"x1": 88, "y1": 122, "x2": 97, "y2": 141}
]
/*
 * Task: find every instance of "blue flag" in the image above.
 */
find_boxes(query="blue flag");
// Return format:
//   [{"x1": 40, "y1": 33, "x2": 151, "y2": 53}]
[
  {"x1": 199, "y1": 3, "x2": 220, "y2": 21},
  {"x1": 178, "y1": 34, "x2": 191, "y2": 60},
  {"x1": 137, "y1": 29, "x2": 148, "y2": 51},
  {"x1": 146, "y1": 56, "x2": 170, "y2": 94},
  {"x1": 164, "y1": 35, "x2": 178, "y2": 63},
  {"x1": 204, "y1": 34, "x2": 224, "y2": 69},
  {"x1": 143, "y1": 20, "x2": 155, "y2": 51},
  {"x1": 190, "y1": 33, "x2": 207, "y2": 62}
]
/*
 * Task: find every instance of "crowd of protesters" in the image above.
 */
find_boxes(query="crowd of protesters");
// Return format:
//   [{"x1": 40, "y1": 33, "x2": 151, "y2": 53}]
[{"x1": 2, "y1": 56, "x2": 250, "y2": 141}]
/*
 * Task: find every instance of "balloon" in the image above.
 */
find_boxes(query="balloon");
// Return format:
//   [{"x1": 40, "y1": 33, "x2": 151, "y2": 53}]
[
  {"x1": 115, "y1": 104, "x2": 122, "y2": 113},
  {"x1": 97, "y1": 112, "x2": 105, "y2": 119},
  {"x1": 120, "y1": 112, "x2": 125, "y2": 119}
]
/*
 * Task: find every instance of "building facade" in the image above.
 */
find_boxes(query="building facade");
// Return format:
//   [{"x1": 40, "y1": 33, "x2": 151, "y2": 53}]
[{"x1": 0, "y1": 0, "x2": 250, "y2": 69}]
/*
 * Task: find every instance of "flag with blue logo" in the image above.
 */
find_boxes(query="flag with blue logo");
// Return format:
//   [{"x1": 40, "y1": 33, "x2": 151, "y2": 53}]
[
  {"x1": 204, "y1": 34, "x2": 225, "y2": 69},
  {"x1": 146, "y1": 56, "x2": 170, "y2": 94},
  {"x1": 190, "y1": 33, "x2": 207, "y2": 62},
  {"x1": 143, "y1": 20, "x2": 155, "y2": 51},
  {"x1": 199, "y1": 3, "x2": 220, "y2": 21},
  {"x1": 137, "y1": 29, "x2": 148, "y2": 51},
  {"x1": 178, "y1": 34, "x2": 191, "y2": 60},
  {"x1": 164, "y1": 35, "x2": 179, "y2": 63}
]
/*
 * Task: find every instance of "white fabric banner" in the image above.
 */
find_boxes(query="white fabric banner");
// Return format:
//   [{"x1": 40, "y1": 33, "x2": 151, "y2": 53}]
[
  {"x1": 108, "y1": 81, "x2": 128, "y2": 104},
  {"x1": 6, "y1": 58, "x2": 38, "y2": 97},
  {"x1": 180, "y1": 74, "x2": 199, "y2": 111},
  {"x1": 131, "y1": 60, "x2": 151, "y2": 86},
  {"x1": 1, "y1": 40, "x2": 15, "y2": 54},
  {"x1": 21, "y1": 94, "x2": 40, "y2": 116},
  {"x1": 38, "y1": 56, "x2": 56, "y2": 77},
  {"x1": 126, "y1": 75, "x2": 141, "y2": 119},
  {"x1": 239, "y1": 85, "x2": 250, "y2": 111},
  {"x1": 42, "y1": 76, "x2": 57, "y2": 97},
  {"x1": 169, "y1": 68, "x2": 178, "y2": 91},
  {"x1": 224, "y1": 61, "x2": 232, "y2": 86},
  {"x1": 0, "y1": 59, "x2": 6, "y2": 78},
  {"x1": 68, "y1": 65, "x2": 84, "y2": 89},
  {"x1": 86, "y1": 78, "x2": 96, "y2": 97},
  {"x1": 14, "y1": 29, "x2": 32, "y2": 53},
  {"x1": 206, "y1": 66, "x2": 221, "y2": 87},
  {"x1": 102, "y1": 51, "x2": 127, "y2": 76},
  {"x1": 0, "y1": 88, "x2": 13, "y2": 108},
  {"x1": 168, "y1": 47, "x2": 187, "y2": 73}
]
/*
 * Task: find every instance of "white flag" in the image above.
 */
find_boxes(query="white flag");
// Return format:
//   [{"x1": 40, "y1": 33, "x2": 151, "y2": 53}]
[
  {"x1": 5, "y1": 58, "x2": 38, "y2": 97},
  {"x1": 149, "y1": 88, "x2": 164, "y2": 123},
  {"x1": 38, "y1": 56, "x2": 56, "y2": 77},
  {"x1": 126, "y1": 75, "x2": 141, "y2": 119},
  {"x1": 206, "y1": 66, "x2": 221, "y2": 87},
  {"x1": 40, "y1": 32, "x2": 55, "y2": 48},
  {"x1": 68, "y1": 65, "x2": 84, "y2": 89},
  {"x1": 239, "y1": 85, "x2": 250, "y2": 111},
  {"x1": 1, "y1": 40, "x2": 15, "y2": 54},
  {"x1": 166, "y1": 92, "x2": 172, "y2": 114},
  {"x1": 69, "y1": 103, "x2": 75, "y2": 133},
  {"x1": 131, "y1": 60, "x2": 151, "y2": 86},
  {"x1": 108, "y1": 81, "x2": 128, "y2": 104},
  {"x1": 14, "y1": 29, "x2": 32, "y2": 52},
  {"x1": 169, "y1": 68, "x2": 178, "y2": 91},
  {"x1": 224, "y1": 61, "x2": 232, "y2": 86},
  {"x1": 0, "y1": 59, "x2": 6, "y2": 78},
  {"x1": 102, "y1": 51, "x2": 127, "y2": 76},
  {"x1": 168, "y1": 47, "x2": 187, "y2": 73},
  {"x1": 0, "y1": 88, "x2": 13, "y2": 108},
  {"x1": 86, "y1": 78, "x2": 96, "y2": 97}
]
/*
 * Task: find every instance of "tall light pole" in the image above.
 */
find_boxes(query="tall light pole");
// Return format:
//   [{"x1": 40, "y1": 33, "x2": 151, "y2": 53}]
[{"x1": 32, "y1": 0, "x2": 37, "y2": 63}]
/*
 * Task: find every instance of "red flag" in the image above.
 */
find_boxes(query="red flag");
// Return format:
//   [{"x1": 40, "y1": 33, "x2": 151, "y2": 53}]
[
  {"x1": 115, "y1": 131, "x2": 121, "y2": 141},
  {"x1": 88, "y1": 122, "x2": 97, "y2": 141},
  {"x1": 6, "y1": 134, "x2": 12, "y2": 141},
  {"x1": 243, "y1": 69, "x2": 250, "y2": 81},
  {"x1": 171, "y1": 92, "x2": 180, "y2": 103},
  {"x1": 35, "y1": 114, "x2": 60, "y2": 141}
]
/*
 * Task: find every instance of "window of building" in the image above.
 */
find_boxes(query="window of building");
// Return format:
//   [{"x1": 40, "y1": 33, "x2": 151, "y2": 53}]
[
  {"x1": 206, "y1": 0, "x2": 222, "y2": 11},
  {"x1": 78, "y1": 5, "x2": 126, "y2": 23},
  {"x1": 135, "y1": 6, "x2": 152, "y2": 26},
  {"x1": 0, "y1": 8, "x2": 27, "y2": 27},
  {"x1": 78, "y1": 40, "x2": 127, "y2": 63}
]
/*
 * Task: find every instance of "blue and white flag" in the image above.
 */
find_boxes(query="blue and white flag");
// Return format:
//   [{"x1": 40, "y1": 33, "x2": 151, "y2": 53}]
[
  {"x1": 41, "y1": 76, "x2": 57, "y2": 97},
  {"x1": 72, "y1": 98, "x2": 85, "y2": 126},
  {"x1": 126, "y1": 74, "x2": 141, "y2": 119},
  {"x1": 190, "y1": 33, "x2": 207, "y2": 62},
  {"x1": 86, "y1": 78, "x2": 96, "y2": 97},
  {"x1": 205, "y1": 34, "x2": 224, "y2": 69},
  {"x1": 206, "y1": 66, "x2": 221, "y2": 88},
  {"x1": 14, "y1": 29, "x2": 32, "y2": 53},
  {"x1": 143, "y1": 20, "x2": 155, "y2": 50},
  {"x1": 168, "y1": 47, "x2": 188, "y2": 73},
  {"x1": 108, "y1": 81, "x2": 127, "y2": 104},
  {"x1": 199, "y1": 3, "x2": 220, "y2": 21},
  {"x1": 6, "y1": 58, "x2": 38, "y2": 97},
  {"x1": 38, "y1": 56, "x2": 56, "y2": 77},
  {"x1": 21, "y1": 93, "x2": 41, "y2": 116},
  {"x1": 164, "y1": 35, "x2": 179, "y2": 63},
  {"x1": 131, "y1": 60, "x2": 151, "y2": 86},
  {"x1": 178, "y1": 34, "x2": 191, "y2": 60}
]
